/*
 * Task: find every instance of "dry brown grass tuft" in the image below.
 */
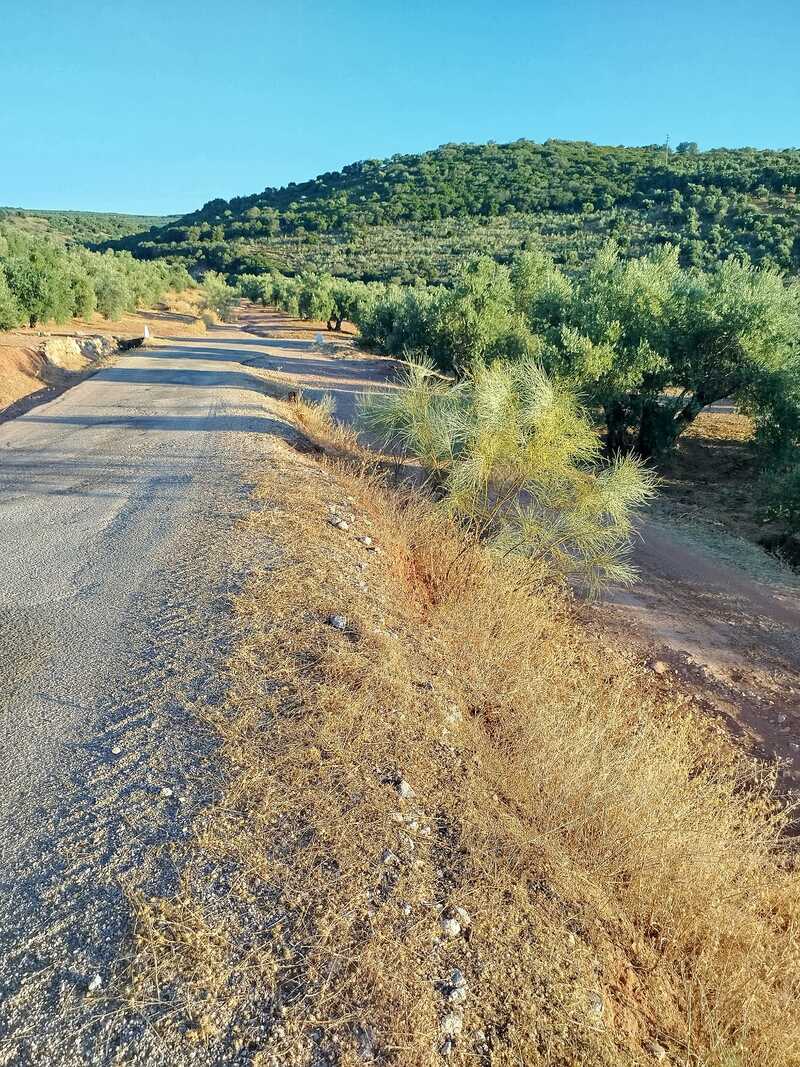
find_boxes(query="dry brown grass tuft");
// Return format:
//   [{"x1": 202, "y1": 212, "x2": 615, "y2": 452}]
[{"x1": 128, "y1": 400, "x2": 800, "y2": 1066}]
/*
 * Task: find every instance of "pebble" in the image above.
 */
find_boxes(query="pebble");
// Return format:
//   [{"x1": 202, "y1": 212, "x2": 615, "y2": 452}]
[
  {"x1": 450, "y1": 968, "x2": 466, "y2": 989},
  {"x1": 646, "y1": 1041, "x2": 667, "y2": 1062},
  {"x1": 453, "y1": 906, "x2": 472, "y2": 927},
  {"x1": 441, "y1": 917, "x2": 461, "y2": 938},
  {"x1": 441, "y1": 1038, "x2": 454, "y2": 1056},
  {"x1": 440, "y1": 1013, "x2": 463, "y2": 1038},
  {"x1": 651, "y1": 660, "x2": 669, "y2": 675},
  {"x1": 587, "y1": 991, "x2": 604, "y2": 1018},
  {"x1": 87, "y1": 974, "x2": 103, "y2": 993},
  {"x1": 111, "y1": 746, "x2": 122, "y2": 756},
  {"x1": 361, "y1": 536, "x2": 373, "y2": 547},
  {"x1": 328, "y1": 614, "x2": 348, "y2": 630},
  {"x1": 397, "y1": 779, "x2": 416, "y2": 799},
  {"x1": 160, "y1": 787, "x2": 173, "y2": 798},
  {"x1": 448, "y1": 986, "x2": 467, "y2": 1004}
]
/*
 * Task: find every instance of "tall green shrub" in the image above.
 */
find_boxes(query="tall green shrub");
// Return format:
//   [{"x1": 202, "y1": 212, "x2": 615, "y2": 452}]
[{"x1": 359, "y1": 359, "x2": 657, "y2": 592}]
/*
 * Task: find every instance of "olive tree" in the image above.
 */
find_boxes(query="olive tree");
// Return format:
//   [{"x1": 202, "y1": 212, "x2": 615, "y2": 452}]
[
  {"x1": 0, "y1": 267, "x2": 21, "y2": 329},
  {"x1": 201, "y1": 271, "x2": 238, "y2": 320},
  {"x1": 514, "y1": 244, "x2": 800, "y2": 458}
]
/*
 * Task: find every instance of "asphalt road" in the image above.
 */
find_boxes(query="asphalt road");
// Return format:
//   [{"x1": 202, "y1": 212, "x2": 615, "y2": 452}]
[{"x1": 0, "y1": 327, "x2": 282, "y2": 1064}]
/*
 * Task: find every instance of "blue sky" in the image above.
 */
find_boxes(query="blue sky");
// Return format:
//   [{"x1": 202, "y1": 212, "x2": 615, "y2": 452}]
[{"x1": 1, "y1": 0, "x2": 798, "y2": 215}]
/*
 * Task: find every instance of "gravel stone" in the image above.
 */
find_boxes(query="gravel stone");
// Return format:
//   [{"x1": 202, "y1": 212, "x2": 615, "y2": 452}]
[
  {"x1": 441, "y1": 917, "x2": 461, "y2": 938},
  {"x1": 440, "y1": 1013, "x2": 463, "y2": 1038}
]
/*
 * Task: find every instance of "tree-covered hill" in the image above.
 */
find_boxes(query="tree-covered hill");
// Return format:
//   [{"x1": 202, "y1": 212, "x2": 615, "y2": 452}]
[
  {"x1": 0, "y1": 207, "x2": 174, "y2": 246},
  {"x1": 107, "y1": 139, "x2": 800, "y2": 281}
]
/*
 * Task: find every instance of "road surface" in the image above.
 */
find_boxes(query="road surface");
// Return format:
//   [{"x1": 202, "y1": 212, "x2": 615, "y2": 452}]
[{"x1": 0, "y1": 326, "x2": 285, "y2": 1064}]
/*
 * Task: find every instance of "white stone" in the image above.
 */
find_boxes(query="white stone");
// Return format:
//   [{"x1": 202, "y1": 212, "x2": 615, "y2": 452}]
[
  {"x1": 441, "y1": 917, "x2": 461, "y2": 938},
  {"x1": 440, "y1": 1013, "x2": 463, "y2": 1038}
]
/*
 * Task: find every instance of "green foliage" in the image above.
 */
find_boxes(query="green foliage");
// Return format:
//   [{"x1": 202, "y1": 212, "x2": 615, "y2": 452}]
[
  {"x1": 201, "y1": 271, "x2": 238, "y2": 320},
  {"x1": 245, "y1": 245, "x2": 800, "y2": 465},
  {"x1": 94, "y1": 269, "x2": 132, "y2": 320},
  {"x1": 108, "y1": 140, "x2": 800, "y2": 281},
  {"x1": 0, "y1": 266, "x2": 21, "y2": 329},
  {"x1": 0, "y1": 206, "x2": 174, "y2": 245},
  {"x1": 359, "y1": 359, "x2": 657, "y2": 592},
  {"x1": 0, "y1": 227, "x2": 192, "y2": 330},
  {"x1": 68, "y1": 269, "x2": 97, "y2": 319},
  {"x1": 460, "y1": 244, "x2": 800, "y2": 460},
  {"x1": 435, "y1": 257, "x2": 520, "y2": 369},
  {"x1": 297, "y1": 272, "x2": 336, "y2": 322},
  {"x1": 761, "y1": 464, "x2": 800, "y2": 536},
  {"x1": 3, "y1": 237, "x2": 73, "y2": 326}
]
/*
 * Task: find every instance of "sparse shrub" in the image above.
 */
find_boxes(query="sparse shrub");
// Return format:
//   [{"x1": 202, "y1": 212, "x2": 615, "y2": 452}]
[{"x1": 360, "y1": 358, "x2": 657, "y2": 592}]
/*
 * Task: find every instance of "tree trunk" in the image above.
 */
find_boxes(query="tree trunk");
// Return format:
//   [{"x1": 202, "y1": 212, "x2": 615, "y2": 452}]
[
  {"x1": 637, "y1": 390, "x2": 715, "y2": 459},
  {"x1": 604, "y1": 401, "x2": 630, "y2": 455}
]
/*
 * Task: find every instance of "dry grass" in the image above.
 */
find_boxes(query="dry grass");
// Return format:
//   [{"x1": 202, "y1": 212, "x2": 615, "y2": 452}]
[{"x1": 127, "y1": 398, "x2": 800, "y2": 1066}]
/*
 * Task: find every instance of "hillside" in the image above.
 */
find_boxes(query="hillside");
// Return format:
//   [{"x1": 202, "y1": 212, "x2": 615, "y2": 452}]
[
  {"x1": 0, "y1": 206, "x2": 174, "y2": 246},
  {"x1": 109, "y1": 139, "x2": 800, "y2": 282}
]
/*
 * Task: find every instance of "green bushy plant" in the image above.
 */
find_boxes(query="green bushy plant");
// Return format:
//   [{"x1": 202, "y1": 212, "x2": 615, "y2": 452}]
[
  {"x1": 0, "y1": 266, "x2": 21, "y2": 329},
  {"x1": 762, "y1": 465, "x2": 800, "y2": 535},
  {"x1": 359, "y1": 358, "x2": 657, "y2": 593},
  {"x1": 201, "y1": 271, "x2": 238, "y2": 320}
]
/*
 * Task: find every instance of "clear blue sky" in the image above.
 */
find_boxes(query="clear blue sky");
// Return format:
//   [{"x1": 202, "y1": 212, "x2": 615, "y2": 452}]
[{"x1": 1, "y1": 0, "x2": 798, "y2": 215}]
